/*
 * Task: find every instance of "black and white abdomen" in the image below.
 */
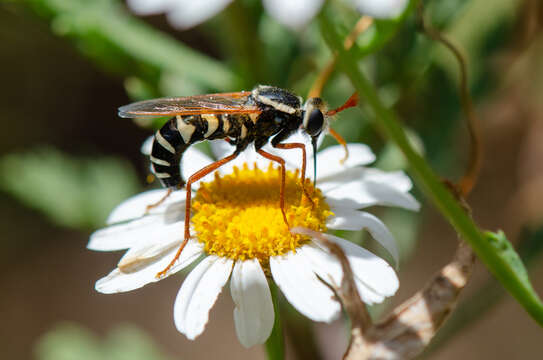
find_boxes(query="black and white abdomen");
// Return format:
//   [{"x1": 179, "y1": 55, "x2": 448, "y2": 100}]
[{"x1": 149, "y1": 113, "x2": 246, "y2": 188}]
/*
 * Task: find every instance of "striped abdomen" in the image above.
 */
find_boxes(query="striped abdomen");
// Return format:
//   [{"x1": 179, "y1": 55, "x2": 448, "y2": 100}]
[{"x1": 150, "y1": 113, "x2": 253, "y2": 188}]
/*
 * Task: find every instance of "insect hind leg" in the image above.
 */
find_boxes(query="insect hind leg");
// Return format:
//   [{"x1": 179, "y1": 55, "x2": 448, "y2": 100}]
[
  {"x1": 144, "y1": 180, "x2": 184, "y2": 215},
  {"x1": 156, "y1": 152, "x2": 239, "y2": 279}
]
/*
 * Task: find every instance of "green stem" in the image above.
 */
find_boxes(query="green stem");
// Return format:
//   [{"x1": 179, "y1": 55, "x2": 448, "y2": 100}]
[
  {"x1": 222, "y1": 1, "x2": 267, "y2": 86},
  {"x1": 281, "y1": 297, "x2": 323, "y2": 360},
  {"x1": 265, "y1": 282, "x2": 284, "y2": 360},
  {"x1": 319, "y1": 10, "x2": 543, "y2": 327}
]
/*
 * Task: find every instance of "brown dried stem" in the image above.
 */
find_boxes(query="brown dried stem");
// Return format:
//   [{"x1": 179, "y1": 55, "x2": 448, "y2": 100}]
[
  {"x1": 356, "y1": 240, "x2": 476, "y2": 359},
  {"x1": 416, "y1": 3, "x2": 483, "y2": 197}
]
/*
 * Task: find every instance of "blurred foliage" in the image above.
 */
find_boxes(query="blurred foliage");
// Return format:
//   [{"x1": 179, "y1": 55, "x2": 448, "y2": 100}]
[
  {"x1": 0, "y1": 148, "x2": 140, "y2": 229},
  {"x1": 35, "y1": 322, "x2": 172, "y2": 360},
  {"x1": 433, "y1": 0, "x2": 520, "y2": 88},
  {"x1": 23, "y1": 0, "x2": 240, "y2": 96}
]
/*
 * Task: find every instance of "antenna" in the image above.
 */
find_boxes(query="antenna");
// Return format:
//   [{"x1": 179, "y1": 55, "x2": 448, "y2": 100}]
[{"x1": 326, "y1": 92, "x2": 359, "y2": 116}]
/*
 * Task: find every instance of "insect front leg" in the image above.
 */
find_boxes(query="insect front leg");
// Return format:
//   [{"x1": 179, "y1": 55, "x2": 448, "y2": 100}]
[
  {"x1": 256, "y1": 149, "x2": 290, "y2": 230},
  {"x1": 272, "y1": 142, "x2": 315, "y2": 208},
  {"x1": 156, "y1": 152, "x2": 239, "y2": 279}
]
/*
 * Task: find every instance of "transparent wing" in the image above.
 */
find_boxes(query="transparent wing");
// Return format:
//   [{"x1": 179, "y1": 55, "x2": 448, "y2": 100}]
[{"x1": 118, "y1": 91, "x2": 260, "y2": 118}]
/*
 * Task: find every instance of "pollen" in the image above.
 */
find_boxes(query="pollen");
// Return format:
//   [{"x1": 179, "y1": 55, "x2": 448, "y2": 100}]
[{"x1": 191, "y1": 163, "x2": 332, "y2": 263}]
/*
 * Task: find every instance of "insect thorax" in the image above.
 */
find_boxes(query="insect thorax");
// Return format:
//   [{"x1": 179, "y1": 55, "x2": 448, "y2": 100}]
[{"x1": 251, "y1": 85, "x2": 303, "y2": 116}]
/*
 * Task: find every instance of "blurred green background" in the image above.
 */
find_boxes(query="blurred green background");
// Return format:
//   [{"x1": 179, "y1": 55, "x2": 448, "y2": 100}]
[{"x1": 1, "y1": 0, "x2": 543, "y2": 359}]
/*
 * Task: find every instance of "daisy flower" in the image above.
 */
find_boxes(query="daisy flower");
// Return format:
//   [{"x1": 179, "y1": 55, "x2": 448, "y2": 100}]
[
  {"x1": 126, "y1": 0, "x2": 408, "y2": 31},
  {"x1": 88, "y1": 133, "x2": 419, "y2": 347}
]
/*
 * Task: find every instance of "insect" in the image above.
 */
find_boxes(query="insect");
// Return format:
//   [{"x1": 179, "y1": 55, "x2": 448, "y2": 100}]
[{"x1": 119, "y1": 85, "x2": 357, "y2": 277}]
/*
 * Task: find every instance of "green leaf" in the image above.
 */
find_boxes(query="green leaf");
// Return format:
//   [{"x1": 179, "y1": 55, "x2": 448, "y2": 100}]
[
  {"x1": 485, "y1": 230, "x2": 534, "y2": 288},
  {"x1": 0, "y1": 147, "x2": 141, "y2": 229},
  {"x1": 319, "y1": 5, "x2": 543, "y2": 327},
  {"x1": 24, "y1": 0, "x2": 240, "y2": 93}
]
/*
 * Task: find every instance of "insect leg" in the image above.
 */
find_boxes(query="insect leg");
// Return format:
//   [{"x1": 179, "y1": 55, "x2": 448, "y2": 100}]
[
  {"x1": 328, "y1": 128, "x2": 349, "y2": 164},
  {"x1": 143, "y1": 184, "x2": 184, "y2": 214},
  {"x1": 156, "y1": 152, "x2": 239, "y2": 278},
  {"x1": 256, "y1": 149, "x2": 290, "y2": 229},
  {"x1": 273, "y1": 143, "x2": 315, "y2": 208}
]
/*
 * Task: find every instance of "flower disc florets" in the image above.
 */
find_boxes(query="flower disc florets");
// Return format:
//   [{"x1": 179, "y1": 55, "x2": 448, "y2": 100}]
[{"x1": 191, "y1": 163, "x2": 332, "y2": 263}]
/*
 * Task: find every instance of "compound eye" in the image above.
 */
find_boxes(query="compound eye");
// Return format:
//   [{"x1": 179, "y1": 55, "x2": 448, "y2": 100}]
[{"x1": 306, "y1": 109, "x2": 324, "y2": 136}]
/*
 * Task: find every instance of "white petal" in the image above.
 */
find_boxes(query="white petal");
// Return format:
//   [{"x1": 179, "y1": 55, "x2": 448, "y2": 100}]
[
  {"x1": 231, "y1": 259, "x2": 274, "y2": 348},
  {"x1": 140, "y1": 136, "x2": 154, "y2": 155},
  {"x1": 181, "y1": 146, "x2": 215, "y2": 188},
  {"x1": 95, "y1": 240, "x2": 203, "y2": 294},
  {"x1": 300, "y1": 243, "x2": 385, "y2": 304},
  {"x1": 326, "y1": 209, "x2": 398, "y2": 265},
  {"x1": 362, "y1": 168, "x2": 413, "y2": 192},
  {"x1": 316, "y1": 144, "x2": 376, "y2": 179},
  {"x1": 328, "y1": 235, "x2": 399, "y2": 299},
  {"x1": 210, "y1": 139, "x2": 233, "y2": 159},
  {"x1": 297, "y1": 244, "x2": 342, "y2": 286},
  {"x1": 174, "y1": 255, "x2": 233, "y2": 339},
  {"x1": 270, "y1": 251, "x2": 340, "y2": 322},
  {"x1": 323, "y1": 168, "x2": 420, "y2": 211},
  {"x1": 319, "y1": 167, "x2": 413, "y2": 193},
  {"x1": 167, "y1": 0, "x2": 233, "y2": 29},
  {"x1": 88, "y1": 216, "x2": 181, "y2": 251},
  {"x1": 106, "y1": 189, "x2": 187, "y2": 224},
  {"x1": 126, "y1": 0, "x2": 176, "y2": 15},
  {"x1": 117, "y1": 235, "x2": 181, "y2": 269},
  {"x1": 353, "y1": 0, "x2": 408, "y2": 19},
  {"x1": 263, "y1": 0, "x2": 324, "y2": 30}
]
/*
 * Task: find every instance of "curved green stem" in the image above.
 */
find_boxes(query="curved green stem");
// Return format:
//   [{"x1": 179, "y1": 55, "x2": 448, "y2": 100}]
[{"x1": 222, "y1": 1, "x2": 268, "y2": 86}]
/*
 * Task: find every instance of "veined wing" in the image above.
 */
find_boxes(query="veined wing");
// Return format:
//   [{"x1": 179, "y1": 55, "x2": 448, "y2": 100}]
[{"x1": 118, "y1": 91, "x2": 260, "y2": 118}]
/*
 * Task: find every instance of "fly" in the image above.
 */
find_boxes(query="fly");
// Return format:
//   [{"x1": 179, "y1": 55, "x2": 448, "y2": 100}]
[{"x1": 119, "y1": 85, "x2": 358, "y2": 277}]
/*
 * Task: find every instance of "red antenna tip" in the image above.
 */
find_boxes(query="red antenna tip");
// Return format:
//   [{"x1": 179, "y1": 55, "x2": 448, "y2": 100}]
[{"x1": 326, "y1": 92, "x2": 359, "y2": 116}]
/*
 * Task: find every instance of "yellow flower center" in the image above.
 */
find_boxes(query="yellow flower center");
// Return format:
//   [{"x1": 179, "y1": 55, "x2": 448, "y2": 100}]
[{"x1": 191, "y1": 163, "x2": 332, "y2": 263}]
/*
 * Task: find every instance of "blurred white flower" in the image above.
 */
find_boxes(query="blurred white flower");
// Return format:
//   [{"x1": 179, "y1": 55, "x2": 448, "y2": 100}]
[
  {"x1": 126, "y1": 0, "x2": 407, "y2": 31},
  {"x1": 127, "y1": 0, "x2": 324, "y2": 30},
  {"x1": 89, "y1": 134, "x2": 419, "y2": 347},
  {"x1": 353, "y1": 0, "x2": 409, "y2": 19}
]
